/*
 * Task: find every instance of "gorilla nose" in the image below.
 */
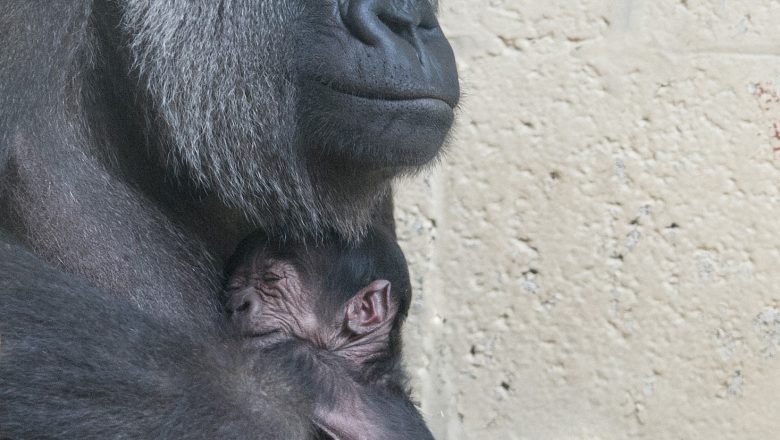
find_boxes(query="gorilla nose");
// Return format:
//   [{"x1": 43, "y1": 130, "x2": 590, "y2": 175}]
[
  {"x1": 226, "y1": 289, "x2": 260, "y2": 317},
  {"x1": 342, "y1": 0, "x2": 438, "y2": 52}
]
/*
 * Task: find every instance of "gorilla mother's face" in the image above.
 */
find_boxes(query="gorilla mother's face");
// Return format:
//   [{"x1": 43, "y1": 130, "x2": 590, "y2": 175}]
[{"x1": 119, "y1": 0, "x2": 459, "y2": 238}]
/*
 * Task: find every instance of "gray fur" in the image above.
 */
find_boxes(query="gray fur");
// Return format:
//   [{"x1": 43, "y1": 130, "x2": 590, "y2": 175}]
[
  {"x1": 121, "y1": 0, "x2": 330, "y2": 237},
  {"x1": 0, "y1": 0, "x2": 457, "y2": 307}
]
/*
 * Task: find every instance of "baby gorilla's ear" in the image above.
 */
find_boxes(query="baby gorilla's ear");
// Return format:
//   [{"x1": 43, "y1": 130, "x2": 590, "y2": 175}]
[{"x1": 345, "y1": 280, "x2": 394, "y2": 335}]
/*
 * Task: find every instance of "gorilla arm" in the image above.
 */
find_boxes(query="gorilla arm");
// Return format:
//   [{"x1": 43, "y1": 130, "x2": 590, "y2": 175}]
[
  {"x1": 0, "y1": 241, "x2": 434, "y2": 440},
  {"x1": 0, "y1": 240, "x2": 311, "y2": 439}
]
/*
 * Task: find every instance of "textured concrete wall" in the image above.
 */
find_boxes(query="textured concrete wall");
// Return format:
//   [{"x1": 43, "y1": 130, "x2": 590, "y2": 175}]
[{"x1": 396, "y1": 1, "x2": 780, "y2": 438}]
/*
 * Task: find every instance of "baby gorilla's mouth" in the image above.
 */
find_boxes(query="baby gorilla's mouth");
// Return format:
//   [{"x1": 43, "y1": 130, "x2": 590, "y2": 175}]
[
  {"x1": 249, "y1": 329, "x2": 281, "y2": 338},
  {"x1": 241, "y1": 330, "x2": 289, "y2": 350}
]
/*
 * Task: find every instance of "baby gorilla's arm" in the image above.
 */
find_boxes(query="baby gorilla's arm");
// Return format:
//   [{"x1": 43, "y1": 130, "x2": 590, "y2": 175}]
[{"x1": 268, "y1": 341, "x2": 434, "y2": 440}]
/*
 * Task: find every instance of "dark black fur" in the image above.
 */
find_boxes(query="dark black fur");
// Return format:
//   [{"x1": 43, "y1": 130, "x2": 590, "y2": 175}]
[{"x1": 0, "y1": 240, "x2": 310, "y2": 439}]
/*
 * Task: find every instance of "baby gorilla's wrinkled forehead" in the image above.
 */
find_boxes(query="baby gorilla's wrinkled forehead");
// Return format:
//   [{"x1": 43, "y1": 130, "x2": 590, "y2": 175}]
[{"x1": 223, "y1": 227, "x2": 411, "y2": 383}]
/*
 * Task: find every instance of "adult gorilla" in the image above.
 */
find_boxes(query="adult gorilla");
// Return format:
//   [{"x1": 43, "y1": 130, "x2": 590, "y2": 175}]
[
  {"x1": 0, "y1": 0, "x2": 457, "y2": 437},
  {"x1": 0, "y1": 0, "x2": 458, "y2": 320}
]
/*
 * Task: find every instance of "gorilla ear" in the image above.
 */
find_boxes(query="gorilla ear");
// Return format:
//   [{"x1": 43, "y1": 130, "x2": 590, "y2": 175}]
[{"x1": 345, "y1": 280, "x2": 393, "y2": 335}]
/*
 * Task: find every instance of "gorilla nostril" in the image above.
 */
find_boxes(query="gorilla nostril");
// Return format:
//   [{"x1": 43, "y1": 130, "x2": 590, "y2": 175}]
[
  {"x1": 379, "y1": 14, "x2": 409, "y2": 35},
  {"x1": 343, "y1": 0, "x2": 438, "y2": 54},
  {"x1": 378, "y1": 13, "x2": 420, "y2": 58},
  {"x1": 228, "y1": 291, "x2": 258, "y2": 315},
  {"x1": 236, "y1": 301, "x2": 251, "y2": 313},
  {"x1": 379, "y1": 12, "x2": 417, "y2": 36}
]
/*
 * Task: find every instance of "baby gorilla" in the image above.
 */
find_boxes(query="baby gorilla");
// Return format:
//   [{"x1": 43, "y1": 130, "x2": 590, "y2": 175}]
[{"x1": 223, "y1": 226, "x2": 411, "y2": 392}]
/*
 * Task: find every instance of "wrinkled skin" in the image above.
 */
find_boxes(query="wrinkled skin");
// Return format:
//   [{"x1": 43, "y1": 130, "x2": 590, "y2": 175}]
[{"x1": 226, "y1": 259, "x2": 323, "y2": 342}]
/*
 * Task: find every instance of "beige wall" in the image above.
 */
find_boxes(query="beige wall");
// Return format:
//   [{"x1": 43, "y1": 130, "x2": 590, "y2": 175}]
[{"x1": 396, "y1": 1, "x2": 780, "y2": 438}]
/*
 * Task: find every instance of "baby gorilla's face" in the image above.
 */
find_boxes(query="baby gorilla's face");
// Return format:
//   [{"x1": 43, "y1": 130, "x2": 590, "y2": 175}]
[
  {"x1": 225, "y1": 257, "x2": 324, "y2": 346},
  {"x1": 224, "y1": 243, "x2": 399, "y2": 367}
]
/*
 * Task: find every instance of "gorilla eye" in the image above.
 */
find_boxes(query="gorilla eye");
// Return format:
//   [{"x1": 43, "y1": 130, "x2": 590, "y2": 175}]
[{"x1": 262, "y1": 273, "x2": 282, "y2": 283}]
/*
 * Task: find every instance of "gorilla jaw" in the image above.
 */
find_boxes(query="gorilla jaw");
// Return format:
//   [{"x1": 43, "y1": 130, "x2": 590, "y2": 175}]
[{"x1": 121, "y1": 0, "x2": 386, "y2": 240}]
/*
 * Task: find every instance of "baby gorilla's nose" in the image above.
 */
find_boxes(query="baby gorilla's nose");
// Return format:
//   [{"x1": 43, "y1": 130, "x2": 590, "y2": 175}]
[{"x1": 226, "y1": 289, "x2": 260, "y2": 317}]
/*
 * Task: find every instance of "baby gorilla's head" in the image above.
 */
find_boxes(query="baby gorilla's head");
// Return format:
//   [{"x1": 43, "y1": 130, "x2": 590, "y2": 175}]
[{"x1": 223, "y1": 227, "x2": 412, "y2": 387}]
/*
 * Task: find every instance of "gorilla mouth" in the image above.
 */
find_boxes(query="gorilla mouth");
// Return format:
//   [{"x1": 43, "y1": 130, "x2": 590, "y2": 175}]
[
  {"x1": 241, "y1": 330, "x2": 289, "y2": 349},
  {"x1": 315, "y1": 79, "x2": 458, "y2": 109},
  {"x1": 300, "y1": 75, "x2": 456, "y2": 168},
  {"x1": 246, "y1": 329, "x2": 283, "y2": 339}
]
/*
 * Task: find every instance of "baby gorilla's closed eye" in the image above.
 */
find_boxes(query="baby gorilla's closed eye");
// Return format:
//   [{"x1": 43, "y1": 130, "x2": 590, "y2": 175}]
[{"x1": 262, "y1": 274, "x2": 281, "y2": 283}]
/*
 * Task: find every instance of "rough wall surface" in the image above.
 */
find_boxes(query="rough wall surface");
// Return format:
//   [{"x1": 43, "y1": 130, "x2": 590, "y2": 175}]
[{"x1": 396, "y1": 1, "x2": 780, "y2": 438}]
